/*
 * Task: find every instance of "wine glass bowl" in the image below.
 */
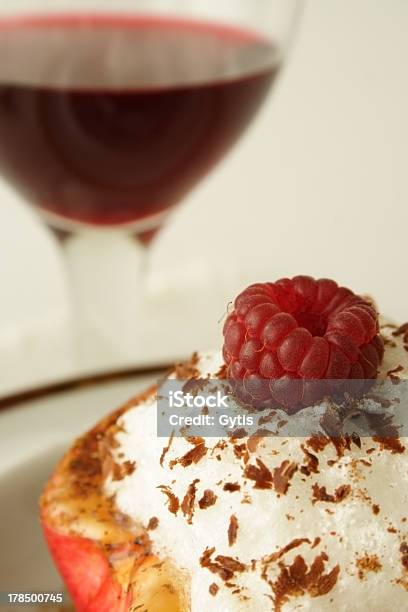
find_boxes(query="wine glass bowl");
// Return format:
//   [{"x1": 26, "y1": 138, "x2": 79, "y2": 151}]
[
  {"x1": 0, "y1": 0, "x2": 302, "y2": 367},
  {"x1": 0, "y1": 0, "x2": 301, "y2": 238}
]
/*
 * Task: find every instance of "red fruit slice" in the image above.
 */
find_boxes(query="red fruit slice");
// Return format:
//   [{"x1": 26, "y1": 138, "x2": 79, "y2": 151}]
[{"x1": 42, "y1": 524, "x2": 129, "y2": 612}]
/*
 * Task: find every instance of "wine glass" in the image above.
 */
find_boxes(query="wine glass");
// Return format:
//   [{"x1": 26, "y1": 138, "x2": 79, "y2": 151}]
[{"x1": 0, "y1": 0, "x2": 303, "y2": 370}]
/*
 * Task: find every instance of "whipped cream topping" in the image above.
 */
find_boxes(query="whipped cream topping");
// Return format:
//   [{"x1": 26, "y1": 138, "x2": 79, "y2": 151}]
[{"x1": 106, "y1": 320, "x2": 408, "y2": 611}]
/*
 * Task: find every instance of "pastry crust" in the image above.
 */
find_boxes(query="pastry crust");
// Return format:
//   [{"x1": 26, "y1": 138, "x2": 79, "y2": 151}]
[{"x1": 40, "y1": 386, "x2": 189, "y2": 612}]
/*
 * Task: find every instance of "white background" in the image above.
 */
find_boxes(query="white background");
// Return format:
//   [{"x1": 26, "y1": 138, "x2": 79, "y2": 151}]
[{"x1": 1, "y1": 0, "x2": 407, "y2": 394}]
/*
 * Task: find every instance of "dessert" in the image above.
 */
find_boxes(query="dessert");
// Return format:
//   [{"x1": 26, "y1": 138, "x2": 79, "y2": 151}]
[{"x1": 40, "y1": 277, "x2": 408, "y2": 611}]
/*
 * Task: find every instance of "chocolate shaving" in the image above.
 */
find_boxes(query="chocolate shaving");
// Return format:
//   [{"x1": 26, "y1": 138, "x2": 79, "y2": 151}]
[
  {"x1": 365, "y1": 410, "x2": 404, "y2": 453},
  {"x1": 269, "y1": 554, "x2": 340, "y2": 612},
  {"x1": 247, "y1": 429, "x2": 273, "y2": 453},
  {"x1": 263, "y1": 538, "x2": 311, "y2": 565},
  {"x1": 300, "y1": 445, "x2": 319, "y2": 476},
  {"x1": 199, "y1": 489, "x2": 218, "y2": 509},
  {"x1": 228, "y1": 515, "x2": 239, "y2": 547},
  {"x1": 209, "y1": 583, "x2": 219, "y2": 596},
  {"x1": 147, "y1": 517, "x2": 159, "y2": 531},
  {"x1": 181, "y1": 479, "x2": 200, "y2": 524},
  {"x1": 215, "y1": 555, "x2": 246, "y2": 574},
  {"x1": 351, "y1": 432, "x2": 362, "y2": 449},
  {"x1": 244, "y1": 458, "x2": 273, "y2": 490},
  {"x1": 160, "y1": 432, "x2": 174, "y2": 467},
  {"x1": 223, "y1": 482, "x2": 241, "y2": 493},
  {"x1": 157, "y1": 485, "x2": 179, "y2": 515},
  {"x1": 306, "y1": 436, "x2": 330, "y2": 453},
  {"x1": 373, "y1": 436, "x2": 405, "y2": 454},
  {"x1": 320, "y1": 406, "x2": 343, "y2": 438},
  {"x1": 392, "y1": 323, "x2": 408, "y2": 339},
  {"x1": 312, "y1": 484, "x2": 351, "y2": 504},
  {"x1": 387, "y1": 365, "x2": 404, "y2": 377},
  {"x1": 230, "y1": 428, "x2": 248, "y2": 440},
  {"x1": 233, "y1": 443, "x2": 250, "y2": 463},
  {"x1": 176, "y1": 443, "x2": 208, "y2": 468},
  {"x1": 200, "y1": 548, "x2": 246, "y2": 582},
  {"x1": 259, "y1": 412, "x2": 276, "y2": 426},
  {"x1": 330, "y1": 435, "x2": 352, "y2": 458},
  {"x1": 273, "y1": 461, "x2": 298, "y2": 495},
  {"x1": 182, "y1": 377, "x2": 210, "y2": 395},
  {"x1": 308, "y1": 432, "x2": 353, "y2": 459},
  {"x1": 186, "y1": 436, "x2": 205, "y2": 446}
]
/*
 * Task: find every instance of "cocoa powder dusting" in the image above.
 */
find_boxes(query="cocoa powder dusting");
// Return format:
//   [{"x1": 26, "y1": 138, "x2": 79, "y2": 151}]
[
  {"x1": 216, "y1": 364, "x2": 228, "y2": 379},
  {"x1": 174, "y1": 352, "x2": 200, "y2": 380},
  {"x1": 356, "y1": 554, "x2": 382, "y2": 579}
]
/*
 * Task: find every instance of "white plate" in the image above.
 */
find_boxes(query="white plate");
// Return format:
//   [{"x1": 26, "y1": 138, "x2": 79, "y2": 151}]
[{"x1": 0, "y1": 371, "x2": 160, "y2": 609}]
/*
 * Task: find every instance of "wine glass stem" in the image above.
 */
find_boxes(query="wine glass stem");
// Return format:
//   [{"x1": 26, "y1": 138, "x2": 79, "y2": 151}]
[{"x1": 52, "y1": 228, "x2": 150, "y2": 371}]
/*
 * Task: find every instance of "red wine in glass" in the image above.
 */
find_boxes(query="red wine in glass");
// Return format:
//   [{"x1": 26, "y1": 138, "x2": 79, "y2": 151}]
[{"x1": 0, "y1": 15, "x2": 280, "y2": 231}]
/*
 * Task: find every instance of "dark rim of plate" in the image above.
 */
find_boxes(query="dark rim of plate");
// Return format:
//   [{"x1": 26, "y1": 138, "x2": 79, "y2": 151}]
[{"x1": 0, "y1": 362, "x2": 172, "y2": 412}]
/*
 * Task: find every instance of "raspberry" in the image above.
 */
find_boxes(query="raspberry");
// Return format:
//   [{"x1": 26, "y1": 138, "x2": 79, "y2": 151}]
[{"x1": 223, "y1": 276, "x2": 384, "y2": 412}]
